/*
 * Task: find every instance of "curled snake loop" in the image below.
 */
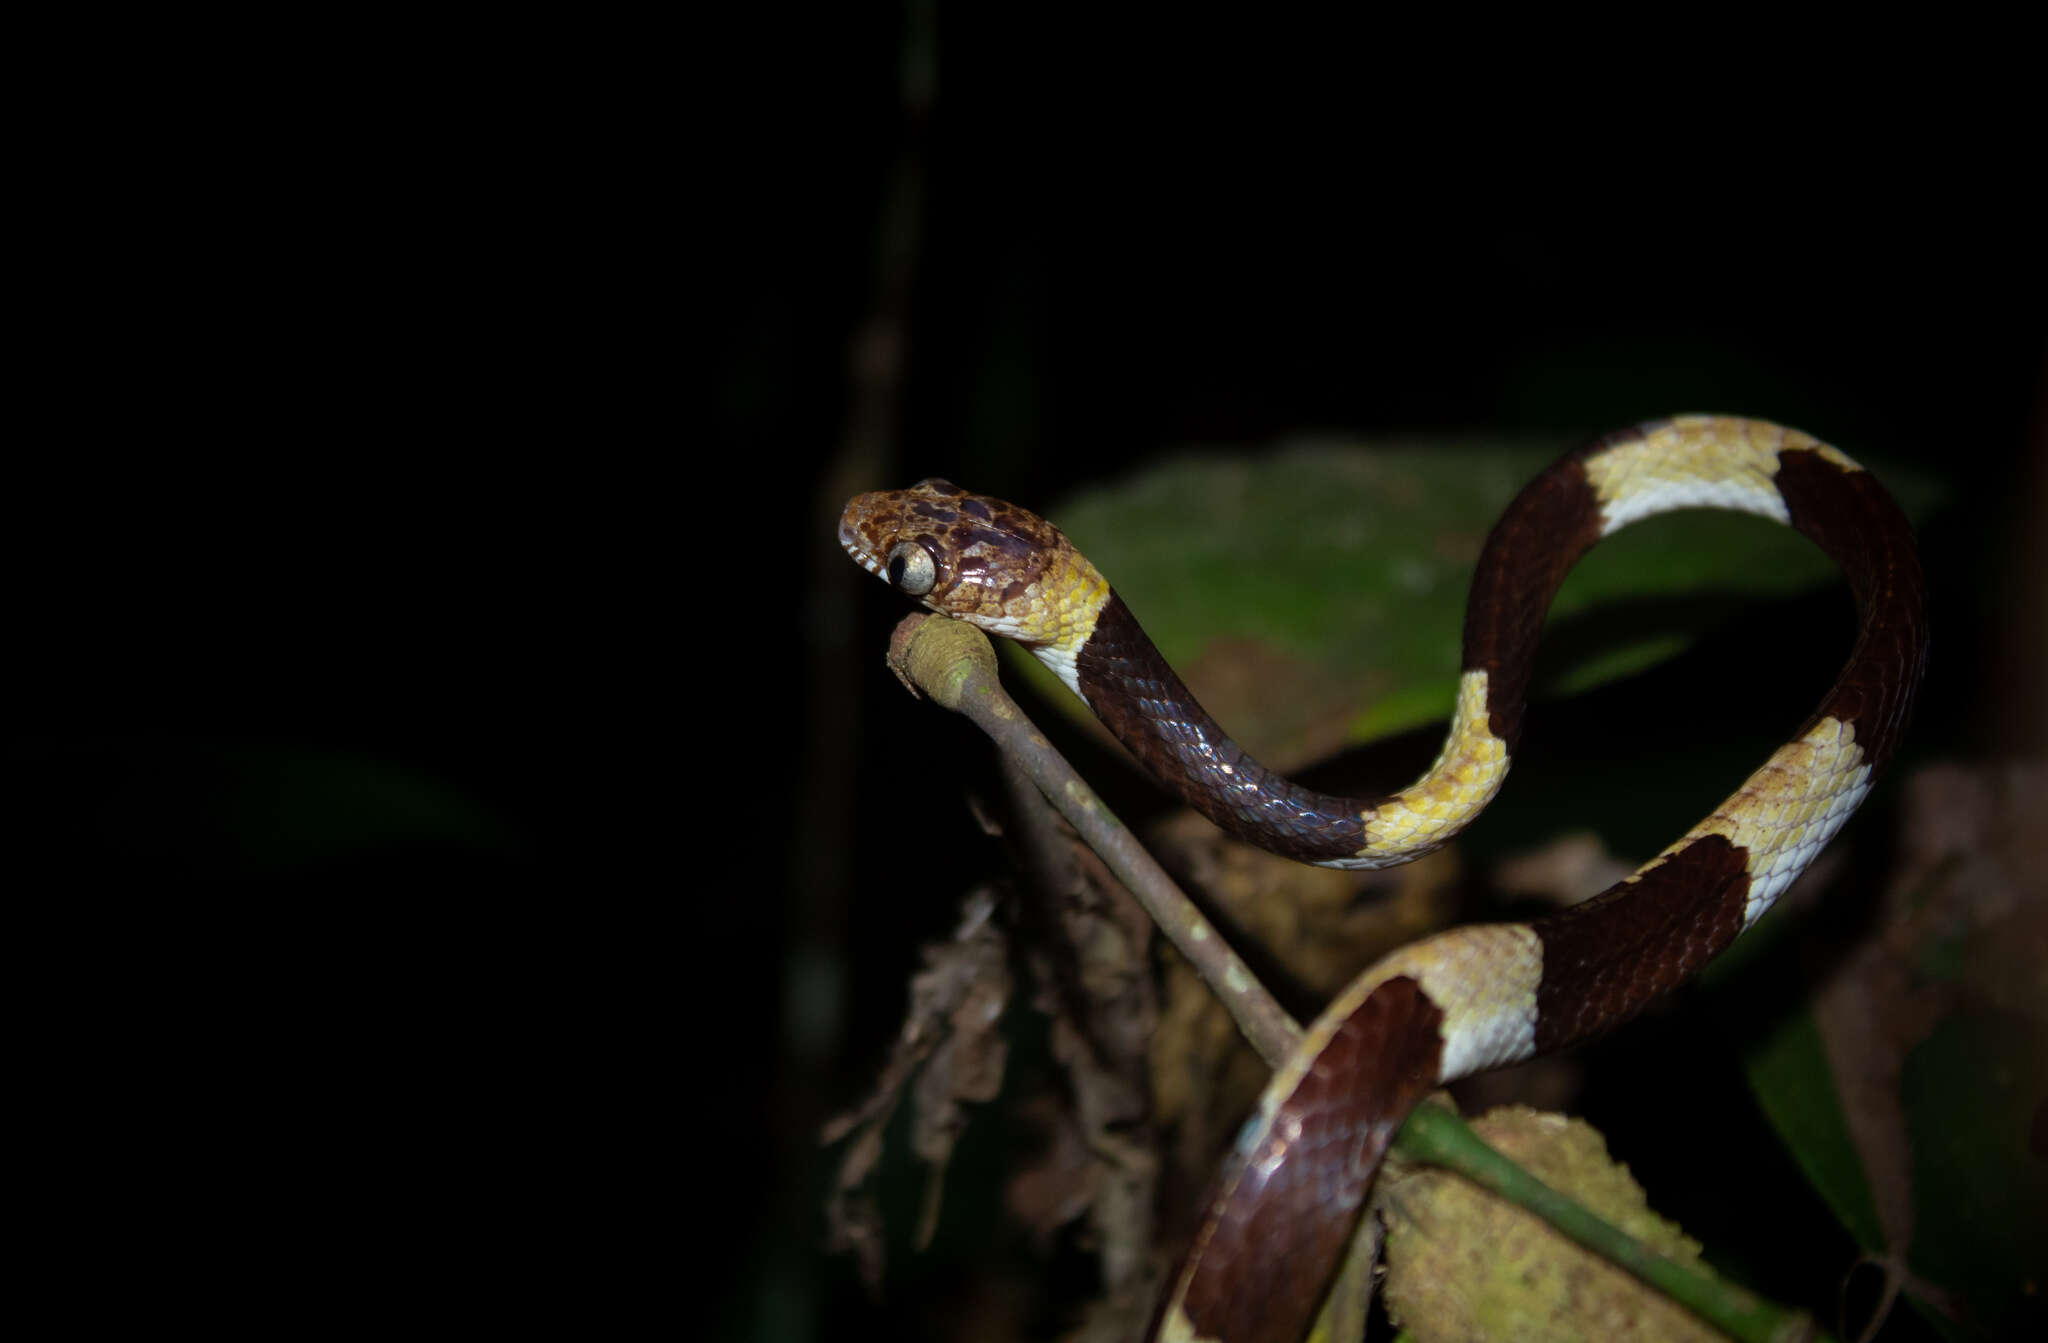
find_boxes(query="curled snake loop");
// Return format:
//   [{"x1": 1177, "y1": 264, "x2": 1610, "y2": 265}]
[{"x1": 840, "y1": 416, "x2": 1928, "y2": 1343}]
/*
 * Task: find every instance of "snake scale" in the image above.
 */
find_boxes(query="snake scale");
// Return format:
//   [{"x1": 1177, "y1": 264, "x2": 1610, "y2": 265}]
[{"x1": 839, "y1": 416, "x2": 1928, "y2": 1343}]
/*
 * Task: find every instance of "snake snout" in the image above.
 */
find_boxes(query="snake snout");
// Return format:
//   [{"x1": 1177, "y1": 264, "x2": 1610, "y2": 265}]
[{"x1": 837, "y1": 508, "x2": 878, "y2": 575}]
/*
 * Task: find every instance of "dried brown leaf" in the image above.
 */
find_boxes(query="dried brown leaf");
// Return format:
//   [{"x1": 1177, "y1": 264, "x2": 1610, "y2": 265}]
[
  {"x1": 1814, "y1": 762, "x2": 2048, "y2": 1252},
  {"x1": 821, "y1": 887, "x2": 1013, "y2": 1290},
  {"x1": 1492, "y1": 830, "x2": 1634, "y2": 908},
  {"x1": 1005, "y1": 1091, "x2": 1104, "y2": 1251},
  {"x1": 1001, "y1": 761, "x2": 1163, "y2": 1296}
]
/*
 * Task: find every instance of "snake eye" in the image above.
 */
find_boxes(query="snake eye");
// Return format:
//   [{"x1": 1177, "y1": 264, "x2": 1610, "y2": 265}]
[{"x1": 885, "y1": 541, "x2": 938, "y2": 595}]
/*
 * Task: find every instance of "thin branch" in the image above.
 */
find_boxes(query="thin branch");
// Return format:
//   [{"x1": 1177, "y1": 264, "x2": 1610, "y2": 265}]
[{"x1": 886, "y1": 613, "x2": 1299, "y2": 1065}]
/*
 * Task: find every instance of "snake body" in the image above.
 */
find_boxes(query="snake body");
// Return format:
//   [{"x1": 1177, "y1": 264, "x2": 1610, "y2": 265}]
[{"x1": 839, "y1": 416, "x2": 1927, "y2": 1343}]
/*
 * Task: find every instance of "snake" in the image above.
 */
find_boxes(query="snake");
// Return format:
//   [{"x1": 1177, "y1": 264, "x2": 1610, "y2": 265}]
[{"x1": 838, "y1": 416, "x2": 1927, "y2": 1343}]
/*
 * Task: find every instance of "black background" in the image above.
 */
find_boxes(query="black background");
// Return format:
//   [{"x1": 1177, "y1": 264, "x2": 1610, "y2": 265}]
[{"x1": 12, "y1": 9, "x2": 2040, "y2": 1341}]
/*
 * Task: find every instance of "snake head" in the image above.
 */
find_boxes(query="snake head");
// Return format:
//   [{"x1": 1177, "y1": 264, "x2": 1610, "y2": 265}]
[{"x1": 838, "y1": 478, "x2": 1101, "y2": 643}]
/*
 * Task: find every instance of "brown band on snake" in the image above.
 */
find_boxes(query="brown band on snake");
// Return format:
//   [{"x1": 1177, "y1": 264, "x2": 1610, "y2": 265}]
[
  {"x1": 1075, "y1": 593, "x2": 1374, "y2": 862},
  {"x1": 1774, "y1": 447, "x2": 1928, "y2": 771},
  {"x1": 1528, "y1": 832, "x2": 1751, "y2": 1051},
  {"x1": 1460, "y1": 449, "x2": 1607, "y2": 749},
  {"x1": 1169, "y1": 977, "x2": 1444, "y2": 1343}
]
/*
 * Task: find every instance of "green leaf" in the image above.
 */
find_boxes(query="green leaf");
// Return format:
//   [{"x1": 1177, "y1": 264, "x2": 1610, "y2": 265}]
[
  {"x1": 1743, "y1": 1011, "x2": 1887, "y2": 1255},
  {"x1": 1899, "y1": 1010, "x2": 2048, "y2": 1339},
  {"x1": 1006, "y1": 439, "x2": 1939, "y2": 754}
]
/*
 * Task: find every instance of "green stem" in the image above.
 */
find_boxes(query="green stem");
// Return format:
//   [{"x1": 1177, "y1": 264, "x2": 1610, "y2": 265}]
[{"x1": 1394, "y1": 1106, "x2": 1831, "y2": 1343}]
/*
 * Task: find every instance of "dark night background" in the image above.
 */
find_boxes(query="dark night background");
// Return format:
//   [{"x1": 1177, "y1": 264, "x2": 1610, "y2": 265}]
[{"x1": 11, "y1": 10, "x2": 2039, "y2": 1340}]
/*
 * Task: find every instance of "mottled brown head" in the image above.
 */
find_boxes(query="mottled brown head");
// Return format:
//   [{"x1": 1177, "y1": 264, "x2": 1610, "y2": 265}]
[{"x1": 839, "y1": 478, "x2": 1094, "y2": 638}]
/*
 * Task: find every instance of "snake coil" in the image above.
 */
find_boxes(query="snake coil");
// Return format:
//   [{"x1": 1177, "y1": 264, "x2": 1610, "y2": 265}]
[{"x1": 840, "y1": 416, "x2": 1927, "y2": 1343}]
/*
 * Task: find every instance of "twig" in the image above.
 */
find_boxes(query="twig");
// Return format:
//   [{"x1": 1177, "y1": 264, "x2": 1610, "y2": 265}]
[{"x1": 887, "y1": 613, "x2": 1299, "y2": 1065}]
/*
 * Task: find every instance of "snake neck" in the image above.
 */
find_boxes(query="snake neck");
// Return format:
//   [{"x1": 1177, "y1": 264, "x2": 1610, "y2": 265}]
[
  {"x1": 1047, "y1": 442, "x2": 1623, "y2": 870},
  {"x1": 1060, "y1": 592, "x2": 1517, "y2": 868},
  {"x1": 1061, "y1": 592, "x2": 1375, "y2": 862},
  {"x1": 1055, "y1": 444, "x2": 1615, "y2": 870}
]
